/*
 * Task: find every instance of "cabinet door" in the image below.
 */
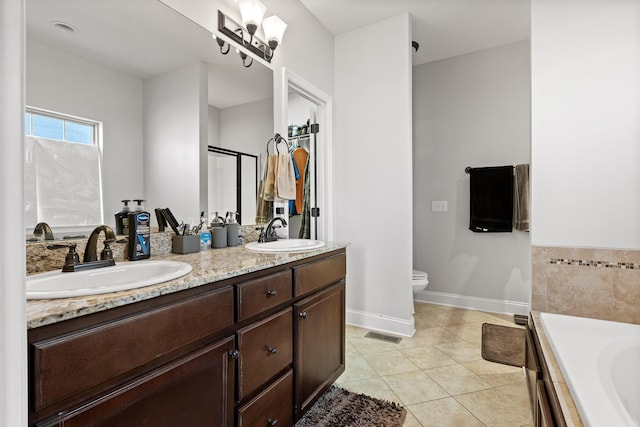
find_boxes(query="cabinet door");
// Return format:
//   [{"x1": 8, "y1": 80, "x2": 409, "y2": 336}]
[
  {"x1": 36, "y1": 336, "x2": 236, "y2": 427},
  {"x1": 294, "y1": 282, "x2": 345, "y2": 419}
]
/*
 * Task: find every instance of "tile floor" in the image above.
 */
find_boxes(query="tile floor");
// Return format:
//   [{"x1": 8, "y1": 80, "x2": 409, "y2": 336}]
[{"x1": 335, "y1": 302, "x2": 533, "y2": 427}]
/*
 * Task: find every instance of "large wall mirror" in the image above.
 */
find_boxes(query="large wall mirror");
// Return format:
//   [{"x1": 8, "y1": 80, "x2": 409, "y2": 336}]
[{"x1": 25, "y1": 0, "x2": 273, "y2": 239}]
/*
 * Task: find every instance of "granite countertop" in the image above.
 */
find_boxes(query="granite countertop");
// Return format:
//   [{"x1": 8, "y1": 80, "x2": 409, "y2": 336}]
[
  {"x1": 27, "y1": 241, "x2": 348, "y2": 330},
  {"x1": 530, "y1": 311, "x2": 584, "y2": 427}
]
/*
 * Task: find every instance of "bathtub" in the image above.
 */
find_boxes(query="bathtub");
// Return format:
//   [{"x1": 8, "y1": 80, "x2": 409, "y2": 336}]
[{"x1": 540, "y1": 312, "x2": 640, "y2": 427}]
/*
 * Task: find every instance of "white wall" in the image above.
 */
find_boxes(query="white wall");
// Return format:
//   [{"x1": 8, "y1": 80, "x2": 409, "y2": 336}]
[
  {"x1": 219, "y1": 98, "x2": 274, "y2": 156},
  {"x1": 335, "y1": 14, "x2": 415, "y2": 336},
  {"x1": 143, "y1": 62, "x2": 208, "y2": 224},
  {"x1": 413, "y1": 41, "x2": 531, "y2": 314},
  {"x1": 531, "y1": 0, "x2": 640, "y2": 250},
  {"x1": 26, "y1": 39, "x2": 144, "y2": 229},
  {"x1": 0, "y1": 1, "x2": 27, "y2": 424}
]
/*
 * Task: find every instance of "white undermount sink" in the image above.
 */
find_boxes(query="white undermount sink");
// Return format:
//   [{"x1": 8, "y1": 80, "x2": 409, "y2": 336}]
[
  {"x1": 26, "y1": 260, "x2": 192, "y2": 300},
  {"x1": 244, "y1": 239, "x2": 325, "y2": 253}
]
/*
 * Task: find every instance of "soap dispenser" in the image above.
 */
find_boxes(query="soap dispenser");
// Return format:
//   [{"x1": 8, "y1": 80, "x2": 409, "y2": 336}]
[
  {"x1": 128, "y1": 199, "x2": 151, "y2": 260},
  {"x1": 114, "y1": 199, "x2": 131, "y2": 235},
  {"x1": 226, "y1": 211, "x2": 239, "y2": 247}
]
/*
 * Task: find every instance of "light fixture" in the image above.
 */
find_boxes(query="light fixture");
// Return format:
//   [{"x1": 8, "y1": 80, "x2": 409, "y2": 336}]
[
  {"x1": 238, "y1": 0, "x2": 266, "y2": 43},
  {"x1": 215, "y1": 3, "x2": 287, "y2": 67},
  {"x1": 237, "y1": 49, "x2": 253, "y2": 68}
]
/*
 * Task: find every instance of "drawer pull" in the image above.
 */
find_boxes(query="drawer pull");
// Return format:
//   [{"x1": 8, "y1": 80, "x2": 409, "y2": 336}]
[
  {"x1": 299, "y1": 311, "x2": 308, "y2": 319},
  {"x1": 228, "y1": 349, "x2": 240, "y2": 359},
  {"x1": 267, "y1": 418, "x2": 278, "y2": 426},
  {"x1": 267, "y1": 347, "x2": 278, "y2": 354},
  {"x1": 266, "y1": 290, "x2": 278, "y2": 297}
]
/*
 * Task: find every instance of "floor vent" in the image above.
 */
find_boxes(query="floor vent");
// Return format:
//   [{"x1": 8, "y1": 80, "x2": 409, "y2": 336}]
[{"x1": 364, "y1": 331, "x2": 402, "y2": 344}]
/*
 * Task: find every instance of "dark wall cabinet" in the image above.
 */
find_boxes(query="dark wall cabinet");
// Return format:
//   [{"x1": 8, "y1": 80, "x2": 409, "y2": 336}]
[
  {"x1": 525, "y1": 316, "x2": 566, "y2": 427},
  {"x1": 28, "y1": 249, "x2": 347, "y2": 427}
]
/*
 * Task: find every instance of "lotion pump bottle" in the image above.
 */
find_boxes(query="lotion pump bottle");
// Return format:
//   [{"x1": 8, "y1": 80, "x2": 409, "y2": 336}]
[
  {"x1": 114, "y1": 200, "x2": 131, "y2": 235},
  {"x1": 128, "y1": 199, "x2": 151, "y2": 260}
]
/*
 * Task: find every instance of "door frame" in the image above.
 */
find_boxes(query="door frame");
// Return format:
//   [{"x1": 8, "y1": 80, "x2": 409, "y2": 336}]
[{"x1": 274, "y1": 68, "x2": 334, "y2": 241}]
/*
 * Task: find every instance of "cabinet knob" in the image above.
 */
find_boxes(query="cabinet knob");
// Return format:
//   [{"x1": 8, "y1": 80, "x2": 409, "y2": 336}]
[
  {"x1": 267, "y1": 418, "x2": 278, "y2": 426},
  {"x1": 228, "y1": 349, "x2": 240, "y2": 359},
  {"x1": 267, "y1": 347, "x2": 278, "y2": 354},
  {"x1": 299, "y1": 311, "x2": 308, "y2": 319},
  {"x1": 266, "y1": 290, "x2": 278, "y2": 297}
]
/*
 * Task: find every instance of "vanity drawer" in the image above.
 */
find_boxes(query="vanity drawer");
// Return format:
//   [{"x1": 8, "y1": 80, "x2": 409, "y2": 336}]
[
  {"x1": 32, "y1": 286, "x2": 234, "y2": 412},
  {"x1": 294, "y1": 253, "x2": 346, "y2": 296},
  {"x1": 238, "y1": 370, "x2": 293, "y2": 427},
  {"x1": 237, "y1": 270, "x2": 292, "y2": 321},
  {"x1": 237, "y1": 307, "x2": 293, "y2": 400}
]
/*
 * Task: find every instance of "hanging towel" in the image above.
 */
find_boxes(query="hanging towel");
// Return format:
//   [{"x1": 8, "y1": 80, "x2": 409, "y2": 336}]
[
  {"x1": 275, "y1": 153, "x2": 296, "y2": 200},
  {"x1": 256, "y1": 156, "x2": 274, "y2": 224},
  {"x1": 469, "y1": 166, "x2": 514, "y2": 232},
  {"x1": 298, "y1": 161, "x2": 311, "y2": 239},
  {"x1": 264, "y1": 154, "x2": 277, "y2": 201},
  {"x1": 513, "y1": 164, "x2": 530, "y2": 232},
  {"x1": 292, "y1": 147, "x2": 309, "y2": 215}
]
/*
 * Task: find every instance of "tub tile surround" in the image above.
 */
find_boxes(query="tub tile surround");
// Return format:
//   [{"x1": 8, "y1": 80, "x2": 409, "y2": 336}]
[{"x1": 532, "y1": 246, "x2": 640, "y2": 324}]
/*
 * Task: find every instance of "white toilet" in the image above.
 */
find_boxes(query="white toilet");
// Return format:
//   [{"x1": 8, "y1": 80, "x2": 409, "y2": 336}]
[{"x1": 412, "y1": 269, "x2": 429, "y2": 294}]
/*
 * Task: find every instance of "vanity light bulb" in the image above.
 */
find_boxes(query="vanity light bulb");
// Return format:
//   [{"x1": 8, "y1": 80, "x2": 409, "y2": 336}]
[
  {"x1": 262, "y1": 15, "x2": 287, "y2": 45},
  {"x1": 238, "y1": 0, "x2": 266, "y2": 31}
]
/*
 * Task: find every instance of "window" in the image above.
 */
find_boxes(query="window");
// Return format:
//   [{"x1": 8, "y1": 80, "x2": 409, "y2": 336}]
[
  {"x1": 25, "y1": 109, "x2": 97, "y2": 145},
  {"x1": 24, "y1": 107, "x2": 104, "y2": 230}
]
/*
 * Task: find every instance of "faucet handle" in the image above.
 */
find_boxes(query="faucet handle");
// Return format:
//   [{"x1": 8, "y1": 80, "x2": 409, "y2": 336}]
[
  {"x1": 255, "y1": 227, "x2": 266, "y2": 243},
  {"x1": 47, "y1": 243, "x2": 80, "y2": 271},
  {"x1": 101, "y1": 240, "x2": 115, "y2": 261}
]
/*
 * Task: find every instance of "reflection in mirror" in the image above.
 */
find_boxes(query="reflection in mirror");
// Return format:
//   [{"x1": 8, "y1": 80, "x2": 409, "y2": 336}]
[{"x1": 25, "y1": 0, "x2": 273, "y2": 239}]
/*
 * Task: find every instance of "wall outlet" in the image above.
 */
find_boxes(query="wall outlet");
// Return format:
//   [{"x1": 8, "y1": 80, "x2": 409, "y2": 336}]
[{"x1": 431, "y1": 201, "x2": 448, "y2": 212}]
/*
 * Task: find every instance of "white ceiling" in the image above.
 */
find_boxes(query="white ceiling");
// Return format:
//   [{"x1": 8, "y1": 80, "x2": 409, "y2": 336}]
[{"x1": 300, "y1": 0, "x2": 530, "y2": 65}]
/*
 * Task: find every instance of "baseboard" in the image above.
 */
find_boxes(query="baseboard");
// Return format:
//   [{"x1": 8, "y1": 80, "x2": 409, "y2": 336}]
[
  {"x1": 346, "y1": 308, "x2": 416, "y2": 337},
  {"x1": 413, "y1": 290, "x2": 530, "y2": 316}
]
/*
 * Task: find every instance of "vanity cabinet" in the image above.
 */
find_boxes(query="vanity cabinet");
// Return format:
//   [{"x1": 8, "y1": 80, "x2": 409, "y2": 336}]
[
  {"x1": 294, "y1": 282, "x2": 345, "y2": 418},
  {"x1": 28, "y1": 248, "x2": 347, "y2": 427},
  {"x1": 526, "y1": 316, "x2": 566, "y2": 427}
]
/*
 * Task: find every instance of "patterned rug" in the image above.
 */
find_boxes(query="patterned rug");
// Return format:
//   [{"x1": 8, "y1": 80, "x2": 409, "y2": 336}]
[{"x1": 295, "y1": 386, "x2": 406, "y2": 427}]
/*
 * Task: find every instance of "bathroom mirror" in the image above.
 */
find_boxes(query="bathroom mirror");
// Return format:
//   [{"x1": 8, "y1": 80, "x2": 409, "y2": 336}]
[{"x1": 25, "y1": 0, "x2": 273, "y2": 238}]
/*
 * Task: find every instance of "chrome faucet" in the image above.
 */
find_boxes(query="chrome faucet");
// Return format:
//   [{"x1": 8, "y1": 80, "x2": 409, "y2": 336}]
[
  {"x1": 259, "y1": 217, "x2": 288, "y2": 243},
  {"x1": 84, "y1": 225, "x2": 117, "y2": 262},
  {"x1": 33, "y1": 222, "x2": 55, "y2": 240}
]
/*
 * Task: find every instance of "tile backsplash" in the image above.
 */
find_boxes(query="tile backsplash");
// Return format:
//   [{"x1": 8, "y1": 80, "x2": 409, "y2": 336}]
[{"x1": 532, "y1": 246, "x2": 640, "y2": 324}]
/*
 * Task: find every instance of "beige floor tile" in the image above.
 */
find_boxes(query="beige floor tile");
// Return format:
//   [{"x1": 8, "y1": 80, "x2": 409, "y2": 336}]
[
  {"x1": 413, "y1": 302, "x2": 445, "y2": 314},
  {"x1": 349, "y1": 336, "x2": 401, "y2": 355},
  {"x1": 363, "y1": 350, "x2": 420, "y2": 376},
  {"x1": 335, "y1": 354, "x2": 378, "y2": 384},
  {"x1": 395, "y1": 335, "x2": 430, "y2": 350},
  {"x1": 443, "y1": 322, "x2": 484, "y2": 344},
  {"x1": 435, "y1": 340, "x2": 483, "y2": 363},
  {"x1": 408, "y1": 397, "x2": 484, "y2": 427},
  {"x1": 400, "y1": 345, "x2": 457, "y2": 370},
  {"x1": 455, "y1": 387, "x2": 532, "y2": 426},
  {"x1": 424, "y1": 311, "x2": 471, "y2": 326},
  {"x1": 382, "y1": 371, "x2": 449, "y2": 405},
  {"x1": 338, "y1": 377, "x2": 402, "y2": 404},
  {"x1": 495, "y1": 381, "x2": 531, "y2": 409},
  {"x1": 345, "y1": 324, "x2": 369, "y2": 338},
  {"x1": 462, "y1": 359, "x2": 525, "y2": 387},
  {"x1": 425, "y1": 364, "x2": 492, "y2": 395},
  {"x1": 345, "y1": 341, "x2": 360, "y2": 358},
  {"x1": 412, "y1": 326, "x2": 463, "y2": 345},
  {"x1": 402, "y1": 411, "x2": 423, "y2": 427},
  {"x1": 414, "y1": 314, "x2": 440, "y2": 329}
]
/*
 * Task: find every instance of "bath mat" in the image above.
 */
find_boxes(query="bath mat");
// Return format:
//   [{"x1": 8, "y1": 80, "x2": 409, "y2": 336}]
[
  {"x1": 481, "y1": 323, "x2": 525, "y2": 367},
  {"x1": 295, "y1": 385, "x2": 406, "y2": 427}
]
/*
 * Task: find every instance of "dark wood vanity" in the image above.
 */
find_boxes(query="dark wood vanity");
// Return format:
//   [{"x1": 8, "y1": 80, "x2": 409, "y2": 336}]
[{"x1": 27, "y1": 248, "x2": 346, "y2": 427}]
